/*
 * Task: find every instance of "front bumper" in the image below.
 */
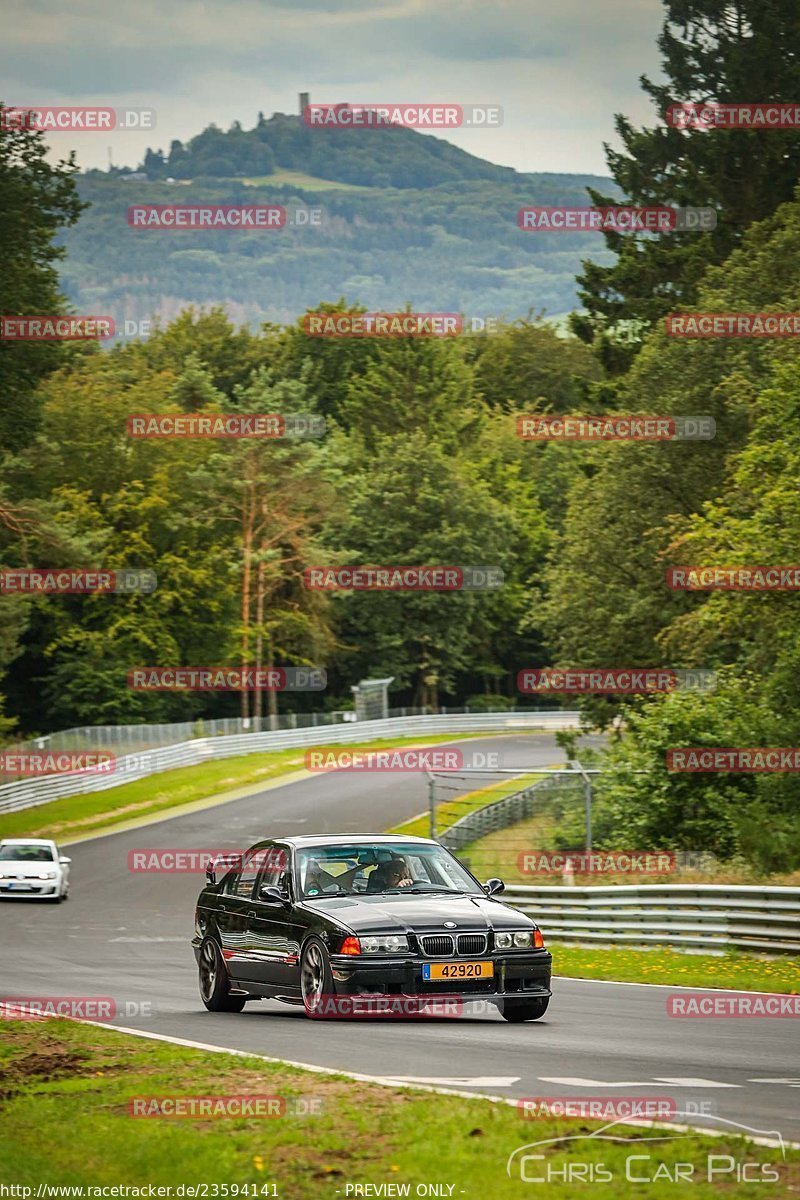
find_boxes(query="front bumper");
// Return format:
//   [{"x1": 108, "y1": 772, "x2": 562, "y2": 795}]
[
  {"x1": 327, "y1": 949, "x2": 552, "y2": 999},
  {"x1": 0, "y1": 880, "x2": 59, "y2": 897}
]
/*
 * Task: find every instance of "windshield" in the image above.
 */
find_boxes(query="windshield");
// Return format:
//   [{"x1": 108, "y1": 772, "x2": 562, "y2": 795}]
[
  {"x1": 296, "y1": 842, "x2": 481, "y2": 898},
  {"x1": 0, "y1": 844, "x2": 56, "y2": 862}
]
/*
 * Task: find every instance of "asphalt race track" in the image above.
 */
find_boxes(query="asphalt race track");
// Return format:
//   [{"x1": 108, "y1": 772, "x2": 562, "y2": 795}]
[{"x1": 1, "y1": 734, "x2": 798, "y2": 1144}]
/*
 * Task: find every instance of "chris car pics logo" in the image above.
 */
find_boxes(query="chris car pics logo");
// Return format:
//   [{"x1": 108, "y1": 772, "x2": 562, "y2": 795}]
[{"x1": 506, "y1": 1115, "x2": 784, "y2": 1184}]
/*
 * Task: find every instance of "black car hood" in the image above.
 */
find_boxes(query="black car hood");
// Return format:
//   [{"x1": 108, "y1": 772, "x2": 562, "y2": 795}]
[{"x1": 303, "y1": 892, "x2": 533, "y2": 934}]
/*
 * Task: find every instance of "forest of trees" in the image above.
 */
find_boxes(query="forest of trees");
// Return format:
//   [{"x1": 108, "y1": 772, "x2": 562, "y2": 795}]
[
  {"x1": 3, "y1": 0, "x2": 800, "y2": 871},
  {"x1": 60, "y1": 169, "x2": 618, "y2": 326}
]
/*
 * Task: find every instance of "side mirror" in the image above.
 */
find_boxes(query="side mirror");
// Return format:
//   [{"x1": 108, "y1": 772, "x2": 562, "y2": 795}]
[
  {"x1": 59, "y1": 857, "x2": 71, "y2": 865},
  {"x1": 205, "y1": 864, "x2": 217, "y2": 885},
  {"x1": 483, "y1": 877, "x2": 505, "y2": 896},
  {"x1": 259, "y1": 884, "x2": 289, "y2": 905}
]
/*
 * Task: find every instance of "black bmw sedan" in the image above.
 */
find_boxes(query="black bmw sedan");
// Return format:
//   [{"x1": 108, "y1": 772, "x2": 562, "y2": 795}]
[{"x1": 192, "y1": 834, "x2": 552, "y2": 1021}]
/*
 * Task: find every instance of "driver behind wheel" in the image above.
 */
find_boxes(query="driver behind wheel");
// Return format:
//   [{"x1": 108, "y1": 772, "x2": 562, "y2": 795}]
[{"x1": 366, "y1": 854, "x2": 412, "y2": 891}]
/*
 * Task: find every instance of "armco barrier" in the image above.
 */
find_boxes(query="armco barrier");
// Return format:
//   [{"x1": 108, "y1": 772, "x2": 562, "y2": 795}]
[
  {"x1": 440, "y1": 774, "x2": 581, "y2": 853},
  {"x1": 0, "y1": 710, "x2": 579, "y2": 816},
  {"x1": 501, "y1": 883, "x2": 800, "y2": 953}
]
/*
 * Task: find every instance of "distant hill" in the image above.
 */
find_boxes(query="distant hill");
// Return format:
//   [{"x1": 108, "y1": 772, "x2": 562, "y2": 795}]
[
  {"x1": 132, "y1": 110, "x2": 530, "y2": 190},
  {"x1": 60, "y1": 113, "x2": 619, "y2": 328}
]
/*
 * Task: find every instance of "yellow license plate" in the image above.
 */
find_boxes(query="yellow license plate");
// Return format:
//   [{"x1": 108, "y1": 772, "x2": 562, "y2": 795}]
[{"x1": 422, "y1": 960, "x2": 493, "y2": 981}]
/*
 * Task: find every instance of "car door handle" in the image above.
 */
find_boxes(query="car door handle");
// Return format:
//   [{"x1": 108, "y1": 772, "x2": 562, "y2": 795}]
[{"x1": 247, "y1": 909, "x2": 257, "y2": 919}]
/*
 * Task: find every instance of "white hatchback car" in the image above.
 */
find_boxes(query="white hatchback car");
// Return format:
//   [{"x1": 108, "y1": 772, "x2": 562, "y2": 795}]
[{"x1": 0, "y1": 838, "x2": 71, "y2": 901}]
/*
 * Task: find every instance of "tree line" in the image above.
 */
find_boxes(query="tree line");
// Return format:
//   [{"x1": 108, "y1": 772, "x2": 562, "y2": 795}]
[{"x1": 3, "y1": 0, "x2": 800, "y2": 872}]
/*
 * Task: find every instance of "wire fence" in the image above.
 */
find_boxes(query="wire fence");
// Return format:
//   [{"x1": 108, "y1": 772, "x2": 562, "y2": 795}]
[
  {"x1": 433, "y1": 771, "x2": 720, "y2": 883},
  {"x1": 1, "y1": 704, "x2": 563, "y2": 762},
  {"x1": 0, "y1": 710, "x2": 580, "y2": 814},
  {"x1": 439, "y1": 774, "x2": 581, "y2": 853}
]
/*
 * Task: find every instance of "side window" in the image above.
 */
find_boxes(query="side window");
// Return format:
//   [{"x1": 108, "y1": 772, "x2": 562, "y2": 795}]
[
  {"x1": 256, "y1": 846, "x2": 291, "y2": 896},
  {"x1": 233, "y1": 851, "x2": 262, "y2": 899},
  {"x1": 222, "y1": 870, "x2": 241, "y2": 895}
]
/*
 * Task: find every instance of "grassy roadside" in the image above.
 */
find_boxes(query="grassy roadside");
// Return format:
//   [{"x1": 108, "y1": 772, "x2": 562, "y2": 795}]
[
  {"x1": 388, "y1": 771, "x2": 545, "y2": 839},
  {"x1": 0, "y1": 735, "x2": 484, "y2": 844},
  {"x1": 0, "y1": 1018, "x2": 795, "y2": 1196},
  {"x1": 416, "y1": 777, "x2": 800, "y2": 993},
  {"x1": 552, "y1": 944, "x2": 800, "y2": 993},
  {"x1": 458, "y1": 803, "x2": 800, "y2": 887}
]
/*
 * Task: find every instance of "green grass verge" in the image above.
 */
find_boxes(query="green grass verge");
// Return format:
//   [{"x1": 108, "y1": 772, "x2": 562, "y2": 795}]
[
  {"x1": 1, "y1": 1019, "x2": 795, "y2": 1195},
  {"x1": 552, "y1": 944, "x2": 800, "y2": 993},
  {"x1": 458, "y1": 803, "x2": 800, "y2": 887},
  {"x1": 388, "y1": 771, "x2": 545, "y2": 839},
  {"x1": 403, "y1": 775, "x2": 800, "y2": 991},
  {"x1": 0, "y1": 735, "x2": 482, "y2": 844}
]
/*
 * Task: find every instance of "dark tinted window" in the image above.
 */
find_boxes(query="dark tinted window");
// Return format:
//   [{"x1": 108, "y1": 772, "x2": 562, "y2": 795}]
[
  {"x1": 232, "y1": 851, "x2": 262, "y2": 899},
  {"x1": 0, "y1": 844, "x2": 56, "y2": 862}
]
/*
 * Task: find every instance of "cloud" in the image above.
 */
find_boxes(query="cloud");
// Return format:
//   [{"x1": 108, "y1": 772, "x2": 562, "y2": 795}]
[{"x1": 0, "y1": 0, "x2": 665, "y2": 173}]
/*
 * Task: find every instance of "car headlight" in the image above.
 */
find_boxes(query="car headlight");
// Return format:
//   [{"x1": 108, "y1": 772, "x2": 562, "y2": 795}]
[
  {"x1": 39, "y1": 871, "x2": 57, "y2": 880},
  {"x1": 496, "y1": 930, "x2": 534, "y2": 949},
  {"x1": 360, "y1": 935, "x2": 409, "y2": 954}
]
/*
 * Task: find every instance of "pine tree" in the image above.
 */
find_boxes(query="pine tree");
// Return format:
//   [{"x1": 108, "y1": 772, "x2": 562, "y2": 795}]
[{"x1": 574, "y1": 0, "x2": 800, "y2": 371}]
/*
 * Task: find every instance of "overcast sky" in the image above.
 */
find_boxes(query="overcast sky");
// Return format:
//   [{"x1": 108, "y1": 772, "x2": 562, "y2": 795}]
[{"x1": 2, "y1": 0, "x2": 666, "y2": 176}]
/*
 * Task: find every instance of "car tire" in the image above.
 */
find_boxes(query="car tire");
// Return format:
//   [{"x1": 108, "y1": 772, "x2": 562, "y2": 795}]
[
  {"x1": 300, "y1": 937, "x2": 336, "y2": 1019},
  {"x1": 499, "y1": 996, "x2": 549, "y2": 1022},
  {"x1": 198, "y1": 936, "x2": 247, "y2": 1013}
]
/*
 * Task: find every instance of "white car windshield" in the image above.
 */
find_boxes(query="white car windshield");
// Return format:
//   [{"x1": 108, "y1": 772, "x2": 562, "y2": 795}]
[
  {"x1": 0, "y1": 845, "x2": 56, "y2": 862},
  {"x1": 296, "y1": 843, "x2": 481, "y2": 897}
]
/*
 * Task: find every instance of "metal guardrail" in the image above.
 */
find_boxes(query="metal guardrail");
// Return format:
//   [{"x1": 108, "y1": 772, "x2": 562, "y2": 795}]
[
  {"x1": 501, "y1": 883, "x2": 800, "y2": 954},
  {"x1": 440, "y1": 774, "x2": 581, "y2": 852},
  {"x1": 3, "y1": 705, "x2": 560, "y2": 757},
  {"x1": 0, "y1": 710, "x2": 580, "y2": 816}
]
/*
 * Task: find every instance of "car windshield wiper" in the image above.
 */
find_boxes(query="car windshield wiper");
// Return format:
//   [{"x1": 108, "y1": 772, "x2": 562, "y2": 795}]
[{"x1": 402, "y1": 885, "x2": 467, "y2": 894}]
